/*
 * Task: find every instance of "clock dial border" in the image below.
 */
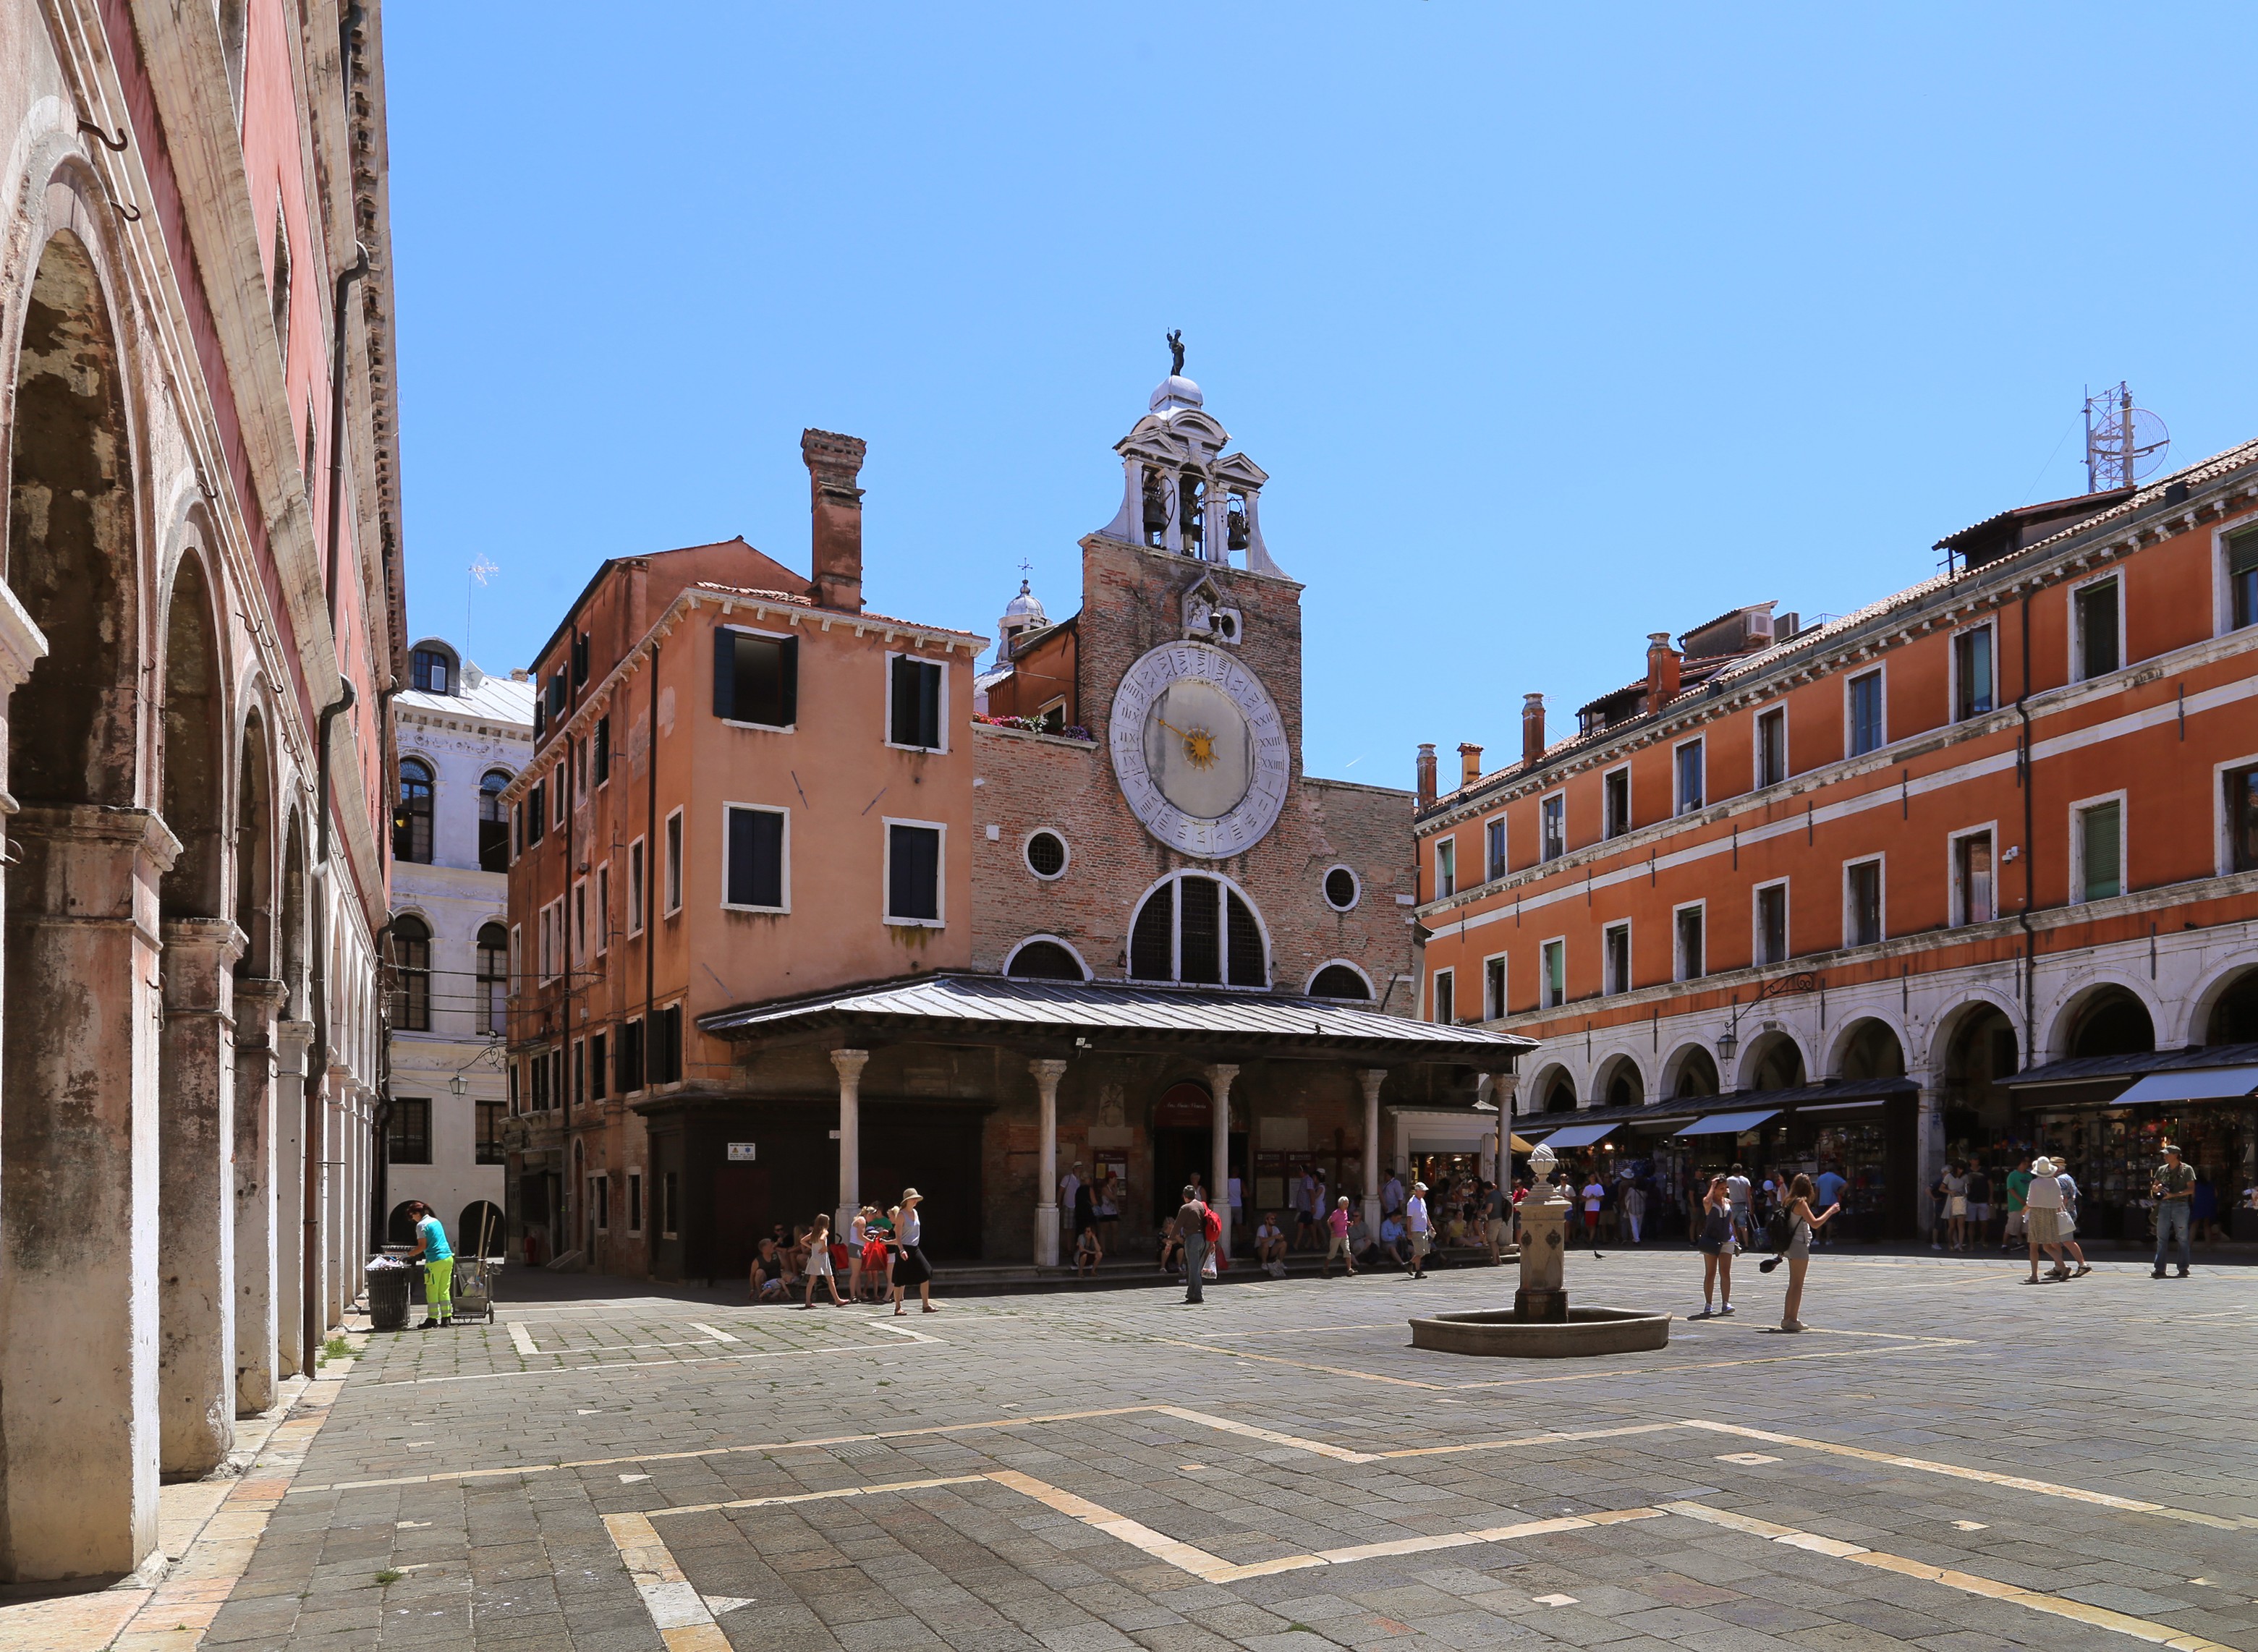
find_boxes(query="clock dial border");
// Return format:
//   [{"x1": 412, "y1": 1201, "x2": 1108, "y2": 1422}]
[{"x1": 1109, "y1": 642, "x2": 1290, "y2": 859}]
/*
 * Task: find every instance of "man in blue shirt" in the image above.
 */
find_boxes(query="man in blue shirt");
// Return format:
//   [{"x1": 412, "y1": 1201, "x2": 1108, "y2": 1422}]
[
  {"x1": 407, "y1": 1200, "x2": 454, "y2": 1329},
  {"x1": 1814, "y1": 1166, "x2": 1849, "y2": 1246}
]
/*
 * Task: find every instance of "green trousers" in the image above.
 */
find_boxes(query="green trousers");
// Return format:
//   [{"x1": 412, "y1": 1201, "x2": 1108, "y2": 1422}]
[{"x1": 423, "y1": 1257, "x2": 454, "y2": 1321}]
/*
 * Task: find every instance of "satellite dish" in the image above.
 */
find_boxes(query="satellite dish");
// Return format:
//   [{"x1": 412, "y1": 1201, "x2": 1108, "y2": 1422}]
[{"x1": 2084, "y1": 384, "x2": 2170, "y2": 491}]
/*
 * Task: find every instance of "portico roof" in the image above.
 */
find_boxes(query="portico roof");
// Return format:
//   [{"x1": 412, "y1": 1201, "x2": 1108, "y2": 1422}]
[{"x1": 698, "y1": 971, "x2": 1533, "y2": 1066}]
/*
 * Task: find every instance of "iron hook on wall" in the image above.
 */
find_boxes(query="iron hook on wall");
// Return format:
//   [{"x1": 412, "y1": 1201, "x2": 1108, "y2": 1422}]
[
  {"x1": 110, "y1": 199, "x2": 141, "y2": 222},
  {"x1": 77, "y1": 118, "x2": 128, "y2": 152}
]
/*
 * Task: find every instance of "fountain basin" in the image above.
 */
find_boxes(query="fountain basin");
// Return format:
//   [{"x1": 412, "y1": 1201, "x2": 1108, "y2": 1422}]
[{"x1": 1408, "y1": 1306, "x2": 1671, "y2": 1358}]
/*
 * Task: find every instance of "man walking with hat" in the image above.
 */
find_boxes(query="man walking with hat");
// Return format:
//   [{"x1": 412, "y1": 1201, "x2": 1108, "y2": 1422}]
[
  {"x1": 1405, "y1": 1180, "x2": 1432, "y2": 1279},
  {"x1": 2021, "y1": 1157, "x2": 2068, "y2": 1282},
  {"x1": 2152, "y1": 1142, "x2": 2195, "y2": 1278}
]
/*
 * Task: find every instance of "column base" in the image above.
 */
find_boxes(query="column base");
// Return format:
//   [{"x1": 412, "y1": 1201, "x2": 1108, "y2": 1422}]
[{"x1": 1034, "y1": 1203, "x2": 1060, "y2": 1268}]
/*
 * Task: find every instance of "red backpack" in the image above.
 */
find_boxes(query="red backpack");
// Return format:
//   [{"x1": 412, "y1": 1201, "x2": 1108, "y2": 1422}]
[{"x1": 1200, "y1": 1204, "x2": 1223, "y2": 1245}]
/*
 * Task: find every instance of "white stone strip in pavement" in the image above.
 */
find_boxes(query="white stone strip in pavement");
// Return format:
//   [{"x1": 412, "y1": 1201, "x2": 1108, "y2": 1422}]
[
  {"x1": 1682, "y1": 1419, "x2": 2255, "y2": 1530},
  {"x1": 1663, "y1": 1501, "x2": 2239, "y2": 1652},
  {"x1": 507, "y1": 1321, "x2": 538, "y2": 1357},
  {"x1": 1375, "y1": 1420, "x2": 1688, "y2": 1460},
  {"x1": 687, "y1": 1323, "x2": 740, "y2": 1343},
  {"x1": 648, "y1": 1473, "x2": 990, "y2": 1521},
  {"x1": 1150, "y1": 1404, "x2": 1379, "y2": 1462},
  {"x1": 602, "y1": 1512, "x2": 731, "y2": 1652}
]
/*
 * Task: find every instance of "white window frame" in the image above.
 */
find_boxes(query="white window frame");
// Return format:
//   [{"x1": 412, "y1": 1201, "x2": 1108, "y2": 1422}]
[
  {"x1": 1751, "y1": 877, "x2": 1791, "y2": 966},
  {"x1": 509, "y1": 922, "x2": 522, "y2": 995},
  {"x1": 627, "y1": 836, "x2": 645, "y2": 936},
  {"x1": 1539, "y1": 791, "x2": 1566, "y2": 863},
  {"x1": 1602, "y1": 762, "x2": 1632, "y2": 840},
  {"x1": 1671, "y1": 898, "x2": 1706, "y2": 982},
  {"x1": 2068, "y1": 788, "x2": 2128, "y2": 905},
  {"x1": 1673, "y1": 736, "x2": 1705, "y2": 816},
  {"x1": 1844, "y1": 665, "x2": 1887, "y2": 758},
  {"x1": 1539, "y1": 936, "x2": 1566, "y2": 1010},
  {"x1": 2215, "y1": 511, "x2": 2258, "y2": 636},
  {"x1": 2067, "y1": 570, "x2": 2126, "y2": 684},
  {"x1": 1946, "y1": 821, "x2": 2000, "y2": 927},
  {"x1": 881, "y1": 816, "x2": 948, "y2": 928},
  {"x1": 592, "y1": 1171, "x2": 609, "y2": 1232},
  {"x1": 553, "y1": 764, "x2": 567, "y2": 826},
  {"x1": 1843, "y1": 854, "x2": 1886, "y2": 948},
  {"x1": 1481, "y1": 950, "x2": 1508, "y2": 1020},
  {"x1": 663, "y1": 807, "x2": 684, "y2": 916},
  {"x1": 1482, "y1": 813, "x2": 1508, "y2": 881},
  {"x1": 595, "y1": 864, "x2": 609, "y2": 956},
  {"x1": 1752, "y1": 704, "x2": 1788, "y2": 791},
  {"x1": 716, "y1": 622, "x2": 798, "y2": 733},
  {"x1": 720, "y1": 801, "x2": 791, "y2": 914},
  {"x1": 627, "y1": 1170, "x2": 644, "y2": 1236},
  {"x1": 574, "y1": 735, "x2": 588, "y2": 801},
  {"x1": 1430, "y1": 966, "x2": 1455, "y2": 1026},
  {"x1": 1602, "y1": 920, "x2": 1631, "y2": 996},
  {"x1": 1949, "y1": 621, "x2": 1996, "y2": 723},
  {"x1": 883, "y1": 648, "x2": 950, "y2": 754},
  {"x1": 569, "y1": 1037, "x2": 585, "y2": 1108},
  {"x1": 2212, "y1": 749, "x2": 2258, "y2": 877},
  {"x1": 1025, "y1": 830, "x2": 1072, "y2": 882},
  {"x1": 1319, "y1": 861, "x2": 1359, "y2": 911},
  {"x1": 1433, "y1": 835, "x2": 1457, "y2": 898},
  {"x1": 570, "y1": 877, "x2": 587, "y2": 968}
]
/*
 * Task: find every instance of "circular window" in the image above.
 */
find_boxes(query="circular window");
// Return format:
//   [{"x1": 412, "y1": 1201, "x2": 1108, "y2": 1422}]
[
  {"x1": 1024, "y1": 830, "x2": 1069, "y2": 879},
  {"x1": 1322, "y1": 865, "x2": 1359, "y2": 911}
]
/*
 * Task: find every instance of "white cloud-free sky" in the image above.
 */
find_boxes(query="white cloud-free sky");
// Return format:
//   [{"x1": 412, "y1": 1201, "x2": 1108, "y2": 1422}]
[{"x1": 389, "y1": 4, "x2": 2258, "y2": 785}]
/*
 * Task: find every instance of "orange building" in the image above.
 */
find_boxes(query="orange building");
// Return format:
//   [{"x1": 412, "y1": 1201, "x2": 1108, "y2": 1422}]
[
  {"x1": 1414, "y1": 443, "x2": 2258, "y2": 1243},
  {"x1": 499, "y1": 431, "x2": 986, "y2": 1274}
]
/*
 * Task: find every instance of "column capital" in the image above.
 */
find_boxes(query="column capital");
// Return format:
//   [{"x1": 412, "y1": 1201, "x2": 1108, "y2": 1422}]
[
  {"x1": 1358, "y1": 1066, "x2": 1388, "y2": 1099},
  {"x1": 1028, "y1": 1057, "x2": 1069, "y2": 1085},
  {"x1": 0, "y1": 574, "x2": 48, "y2": 693},
  {"x1": 830, "y1": 1047, "x2": 871, "y2": 1081},
  {"x1": 1204, "y1": 1062, "x2": 1239, "y2": 1087}
]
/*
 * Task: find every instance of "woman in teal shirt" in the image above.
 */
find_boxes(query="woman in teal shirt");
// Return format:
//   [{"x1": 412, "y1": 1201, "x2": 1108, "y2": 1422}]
[{"x1": 406, "y1": 1201, "x2": 454, "y2": 1329}]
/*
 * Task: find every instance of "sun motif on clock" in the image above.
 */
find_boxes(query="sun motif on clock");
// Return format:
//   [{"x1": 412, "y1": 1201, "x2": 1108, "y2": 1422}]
[{"x1": 1109, "y1": 643, "x2": 1289, "y2": 859}]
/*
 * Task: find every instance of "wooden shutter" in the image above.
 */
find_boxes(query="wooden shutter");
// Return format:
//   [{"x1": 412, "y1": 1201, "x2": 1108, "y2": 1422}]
[{"x1": 713, "y1": 629, "x2": 737, "y2": 720}]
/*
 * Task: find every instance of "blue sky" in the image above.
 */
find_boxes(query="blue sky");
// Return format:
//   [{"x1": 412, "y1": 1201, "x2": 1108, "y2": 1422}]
[{"x1": 389, "y1": 5, "x2": 2258, "y2": 785}]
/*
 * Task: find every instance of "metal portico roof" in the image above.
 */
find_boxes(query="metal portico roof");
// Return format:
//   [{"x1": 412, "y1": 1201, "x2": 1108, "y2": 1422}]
[{"x1": 698, "y1": 971, "x2": 1532, "y2": 1063}]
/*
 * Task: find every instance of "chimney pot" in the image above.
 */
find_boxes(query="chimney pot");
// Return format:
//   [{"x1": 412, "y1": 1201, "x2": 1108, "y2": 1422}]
[
  {"x1": 1457, "y1": 742, "x2": 1483, "y2": 787},
  {"x1": 802, "y1": 427, "x2": 867, "y2": 614},
  {"x1": 1644, "y1": 631, "x2": 1681, "y2": 713},
  {"x1": 1415, "y1": 743, "x2": 1438, "y2": 809},
  {"x1": 1520, "y1": 693, "x2": 1545, "y2": 769}
]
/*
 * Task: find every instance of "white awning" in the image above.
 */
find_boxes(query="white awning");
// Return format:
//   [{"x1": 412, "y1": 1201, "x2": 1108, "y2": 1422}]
[
  {"x1": 2113, "y1": 1066, "x2": 2258, "y2": 1106},
  {"x1": 1537, "y1": 1123, "x2": 1620, "y2": 1149},
  {"x1": 1673, "y1": 1109, "x2": 1781, "y2": 1136}
]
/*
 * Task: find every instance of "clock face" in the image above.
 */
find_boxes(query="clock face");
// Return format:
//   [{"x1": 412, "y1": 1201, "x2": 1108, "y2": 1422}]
[{"x1": 1110, "y1": 642, "x2": 1289, "y2": 859}]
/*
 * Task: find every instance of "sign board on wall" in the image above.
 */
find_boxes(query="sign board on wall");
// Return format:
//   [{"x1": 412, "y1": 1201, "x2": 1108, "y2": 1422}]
[{"x1": 727, "y1": 1142, "x2": 757, "y2": 1162}]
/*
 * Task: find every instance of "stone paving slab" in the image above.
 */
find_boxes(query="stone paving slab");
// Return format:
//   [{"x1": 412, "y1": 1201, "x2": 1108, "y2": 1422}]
[{"x1": 44, "y1": 1252, "x2": 2251, "y2": 1650}]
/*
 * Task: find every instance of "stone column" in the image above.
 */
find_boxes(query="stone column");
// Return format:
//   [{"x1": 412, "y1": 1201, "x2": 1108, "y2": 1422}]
[
  {"x1": 1030, "y1": 1059, "x2": 1068, "y2": 1266},
  {"x1": 1915, "y1": 1083, "x2": 1940, "y2": 1240},
  {"x1": 323, "y1": 1063, "x2": 353, "y2": 1334},
  {"x1": 1206, "y1": 1063, "x2": 1238, "y2": 1256},
  {"x1": 272, "y1": 1020, "x2": 313, "y2": 1376},
  {"x1": 159, "y1": 918, "x2": 245, "y2": 1476},
  {"x1": 831, "y1": 1049, "x2": 868, "y2": 1238},
  {"x1": 1, "y1": 805, "x2": 176, "y2": 1581},
  {"x1": 230, "y1": 979, "x2": 284, "y2": 1414},
  {"x1": 1359, "y1": 1068, "x2": 1386, "y2": 1235}
]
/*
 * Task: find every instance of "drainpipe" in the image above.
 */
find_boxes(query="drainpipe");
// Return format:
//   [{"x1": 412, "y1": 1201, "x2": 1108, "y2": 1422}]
[
  {"x1": 2014, "y1": 588, "x2": 2037, "y2": 1063},
  {"x1": 644, "y1": 641, "x2": 659, "y2": 1071},
  {"x1": 321, "y1": 244, "x2": 369, "y2": 625},
  {"x1": 305, "y1": 677, "x2": 355, "y2": 1363}
]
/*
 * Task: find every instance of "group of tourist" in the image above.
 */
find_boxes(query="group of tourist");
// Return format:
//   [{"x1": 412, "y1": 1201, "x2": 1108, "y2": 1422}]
[
  {"x1": 747, "y1": 1191, "x2": 936, "y2": 1315},
  {"x1": 1939, "y1": 1142, "x2": 2201, "y2": 1280}
]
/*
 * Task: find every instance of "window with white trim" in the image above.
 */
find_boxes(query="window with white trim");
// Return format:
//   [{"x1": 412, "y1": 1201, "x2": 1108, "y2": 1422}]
[
  {"x1": 1431, "y1": 967, "x2": 1455, "y2": 1026},
  {"x1": 1953, "y1": 626, "x2": 1995, "y2": 721},
  {"x1": 594, "y1": 864, "x2": 609, "y2": 955},
  {"x1": 1847, "y1": 670, "x2": 1884, "y2": 757},
  {"x1": 2073, "y1": 576, "x2": 2121, "y2": 681},
  {"x1": 713, "y1": 626, "x2": 797, "y2": 728},
  {"x1": 883, "y1": 819, "x2": 945, "y2": 926},
  {"x1": 1127, "y1": 872, "x2": 1267, "y2": 987},
  {"x1": 1845, "y1": 856, "x2": 1884, "y2": 947},
  {"x1": 1754, "y1": 880, "x2": 1788, "y2": 965},
  {"x1": 1603, "y1": 765, "x2": 1631, "y2": 838},
  {"x1": 627, "y1": 837, "x2": 645, "y2": 934},
  {"x1": 1485, "y1": 816, "x2": 1508, "y2": 880},
  {"x1": 723, "y1": 804, "x2": 788, "y2": 911},
  {"x1": 1434, "y1": 837, "x2": 1456, "y2": 898},
  {"x1": 2074, "y1": 796, "x2": 2123, "y2": 903},
  {"x1": 1673, "y1": 901, "x2": 1705, "y2": 982},
  {"x1": 1952, "y1": 828, "x2": 1995, "y2": 926},
  {"x1": 663, "y1": 808, "x2": 684, "y2": 915},
  {"x1": 1540, "y1": 793, "x2": 1566, "y2": 862},
  {"x1": 1674, "y1": 738, "x2": 1705, "y2": 814},
  {"x1": 1603, "y1": 921, "x2": 1631, "y2": 995},
  {"x1": 1482, "y1": 953, "x2": 1506, "y2": 1019},
  {"x1": 1755, "y1": 706, "x2": 1788, "y2": 788},
  {"x1": 887, "y1": 652, "x2": 944, "y2": 751},
  {"x1": 1540, "y1": 938, "x2": 1566, "y2": 1010}
]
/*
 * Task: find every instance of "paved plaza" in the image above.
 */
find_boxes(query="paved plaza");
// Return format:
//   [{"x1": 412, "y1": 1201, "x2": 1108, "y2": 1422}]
[{"x1": 41, "y1": 1250, "x2": 2258, "y2": 1651}]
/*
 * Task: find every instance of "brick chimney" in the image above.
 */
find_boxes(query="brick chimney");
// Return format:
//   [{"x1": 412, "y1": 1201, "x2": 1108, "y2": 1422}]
[
  {"x1": 1457, "y1": 742, "x2": 1483, "y2": 787},
  {"x1": 1520, "y1": 694, "x2": 1545, "y2": 768},
  {"x1": 1415, "y1": 743, "x2": 1437, "y2": 809},
  {"x1": 802, "y1": 427, "x2": 867, "y2": 613},
  {"x1": 1644, "y1": 631, "x2": 1681, "y2": 712}
]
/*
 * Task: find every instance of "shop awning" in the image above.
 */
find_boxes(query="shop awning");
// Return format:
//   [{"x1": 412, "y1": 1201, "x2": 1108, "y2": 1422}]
[
  {"x1": 1673, "y1": 1109, "x2": 1780, "y2": 1136},
  {"x1": 1535, "y1": 1122, "x2": 1619, "y2": 1149},
  {"x1": 1509, "y1": 1134, "x2": 1540, "y2": 1153},
  {"x1": 2113, "y1": 1065, "x2": 2258, "y2": 1106}
]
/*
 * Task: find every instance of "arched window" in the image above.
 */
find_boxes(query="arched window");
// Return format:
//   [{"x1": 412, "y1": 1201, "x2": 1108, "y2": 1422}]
[
  {"x1": 1005, "y1": 939, "x2": 1085, "y2": 981},
  {"x1": 477, "y1": 921, "x2": 509, "y2": 1034},
  {"x1": 2068, "y1": 989, "x2": 2154, "y2": 1059},
  {"x1": 395, "y1": 757, "x2": 434, "y2": 864},
  {"x1": 1541, "y1": 1072, "x2": 1577, "y2": 1113},
  {"x1": 1127, "y1": 873, "x2": 1267, "y2": 987},
  {"x1": 392, "y1": 914, "x2": 432, "y2": 1031},
  {"x1": 1308, "y1": 963, "x2": 1370, "y2": 1000},
  {"x1": 411, "y1": 642, "x2": 457, "y2": 695},
  {"x1": 478, "y1": 768, "x2": 512, "y2": 872}
]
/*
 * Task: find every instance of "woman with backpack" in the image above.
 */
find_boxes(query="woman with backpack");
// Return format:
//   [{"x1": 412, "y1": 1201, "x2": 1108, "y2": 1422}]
[
  {"x1": 1693, "y1": 1175, "x2": 1736, "y2": 1319},
  {"x1": 1769, "y1": 1172, "x2": 1840, "y2": 1332}
]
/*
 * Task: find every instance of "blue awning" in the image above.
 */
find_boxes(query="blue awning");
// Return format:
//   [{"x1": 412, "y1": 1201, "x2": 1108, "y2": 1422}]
[
  {"x1": 2113, "y1": 1066, "x2": 2258, "y2": 1106},
  {"x1": 1537, "y1": 1123, "x2": 1620, "y2": 1149},
  {"x1": 1673, "y1": 1109, "x2": 1780, "y2": 1137}
]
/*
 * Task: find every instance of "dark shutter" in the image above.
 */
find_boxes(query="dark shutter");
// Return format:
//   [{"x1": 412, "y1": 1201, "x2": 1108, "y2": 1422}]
[
  {"x1": 573, "y1": 633, "x2": 590, "y2": 686},
  {"x1": 886, "y1": 824, "x2": 941, "y2": 921},
  {"x1": 619, "y1": 1021, "x2": 643, "y2": 1091},
  {"x1": 775, "y1": 636, "x2": 798, "y2": 727},
  {"x1": 1178, "y1": 877, "x2": 1221, "y2": 984},
  {"x1": 891, "y1": 656, "x2": 941, "y2": 749},
  {"x1": 727, "y1": 808, "x2": 784, "y2": 908},
  {"x1": 713, "y1": 629, "x2": 736, "y2": 720},
  {"x1": 594, "y1": 715, "x2": 609, "y2": 783}
]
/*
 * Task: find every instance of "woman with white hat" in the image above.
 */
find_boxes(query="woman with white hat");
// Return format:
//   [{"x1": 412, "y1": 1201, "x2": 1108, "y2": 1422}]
[
  {"x1": 888, "y1": 1188, "x2": 938, "y2": 1316},
  {"x1": 2022, "y1": 1157, "x2": 2069, "y2": 1282}
]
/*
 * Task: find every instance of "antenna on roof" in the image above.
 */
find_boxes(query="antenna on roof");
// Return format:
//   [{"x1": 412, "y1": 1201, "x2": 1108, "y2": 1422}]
[{"x1": 2083, "y1": 383, "x2": 2168, "y2": 493}]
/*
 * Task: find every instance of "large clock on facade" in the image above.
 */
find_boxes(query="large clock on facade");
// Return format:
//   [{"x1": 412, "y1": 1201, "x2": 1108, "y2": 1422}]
[{"x1": 1110, "y1": 642, "x2": 1290, "y2": 859}]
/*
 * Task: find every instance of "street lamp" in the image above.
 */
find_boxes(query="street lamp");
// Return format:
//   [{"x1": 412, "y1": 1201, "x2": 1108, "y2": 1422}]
[
  {"x1": 1716, "y1": 971, "x2": 1822, "y2": 1072},
  {"x1": 449, "y1": 1072, "x2": 467, "y2": 1097}
]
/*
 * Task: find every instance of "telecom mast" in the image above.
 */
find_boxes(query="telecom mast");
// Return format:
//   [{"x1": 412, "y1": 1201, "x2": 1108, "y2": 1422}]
[{"x1": 2083, "y1": 383, "x2": 2169, "y2": 493}]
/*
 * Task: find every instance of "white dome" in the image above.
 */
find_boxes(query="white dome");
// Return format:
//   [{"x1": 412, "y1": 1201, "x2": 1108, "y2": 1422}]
[
  {"x1": 1149, "y1": 374, "x2": 1204, "y2": 413},
  {"x1": 1003, "y1": 578, "x2": 1046, "y2": 625}
]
